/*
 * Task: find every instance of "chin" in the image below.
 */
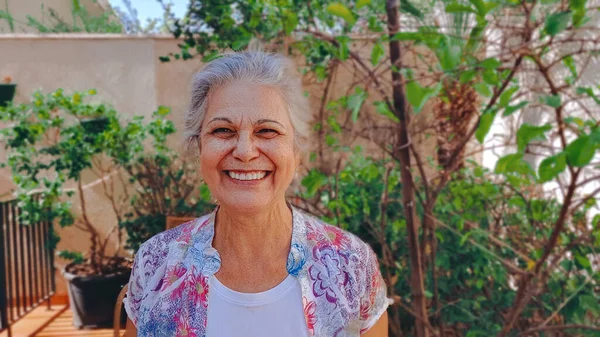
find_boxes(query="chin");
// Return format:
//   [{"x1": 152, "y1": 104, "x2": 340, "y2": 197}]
[{"x1": 218, "y1": 195, "x2": 274, "y2": 213}]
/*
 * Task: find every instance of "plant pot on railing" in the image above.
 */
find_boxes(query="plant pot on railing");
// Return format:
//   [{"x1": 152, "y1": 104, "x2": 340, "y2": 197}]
[
  {"x1": 63, "y1": 260, "x2": 131, "y2": 329},
  {"x1": 81, "y1": 116, "x2": 110, "y2": 135},
  {"x1": 0, "y1": 83, "x2": 16, "y2": 107}
]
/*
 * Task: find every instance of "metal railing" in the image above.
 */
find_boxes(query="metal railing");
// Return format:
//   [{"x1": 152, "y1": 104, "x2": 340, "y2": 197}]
[{"x1": 0, "y1": 199, "x2": 56, "y2": 337}]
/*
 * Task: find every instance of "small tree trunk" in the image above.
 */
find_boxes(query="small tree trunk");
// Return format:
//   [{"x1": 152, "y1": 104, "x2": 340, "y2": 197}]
[{"x1": 386, "y1": 1, "x2": 430, "y2": 336}]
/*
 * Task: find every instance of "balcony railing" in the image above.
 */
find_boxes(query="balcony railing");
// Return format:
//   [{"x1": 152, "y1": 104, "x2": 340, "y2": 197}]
[{"x1": 0, "y1": 199, "x2": 56, "y2": 337}]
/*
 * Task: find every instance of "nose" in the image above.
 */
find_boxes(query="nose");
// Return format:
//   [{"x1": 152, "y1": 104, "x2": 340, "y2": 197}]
[{"x1": 232, "y1": 131, "x2": 259, "y2": 162}]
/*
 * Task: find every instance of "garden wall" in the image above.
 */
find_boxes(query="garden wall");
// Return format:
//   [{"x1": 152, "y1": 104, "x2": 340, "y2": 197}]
[{"x1": 0, "y1": 0, "x2": 110, "y2": 33}]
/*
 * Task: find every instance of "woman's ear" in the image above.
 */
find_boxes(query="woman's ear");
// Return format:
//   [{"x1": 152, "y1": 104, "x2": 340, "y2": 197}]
[{"x1": 295, "y1": 152, "x2": 302, "y2": 173}]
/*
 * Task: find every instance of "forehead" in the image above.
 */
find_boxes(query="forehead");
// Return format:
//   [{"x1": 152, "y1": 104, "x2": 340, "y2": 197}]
[{"x1": 205, "y1": 81, "x2": 290, "y2": 123}]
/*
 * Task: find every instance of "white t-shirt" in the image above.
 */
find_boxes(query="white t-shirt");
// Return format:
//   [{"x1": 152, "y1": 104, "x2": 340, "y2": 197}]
[{"x1": 205, "y1": 274, "x2": 311, "y2": 337}]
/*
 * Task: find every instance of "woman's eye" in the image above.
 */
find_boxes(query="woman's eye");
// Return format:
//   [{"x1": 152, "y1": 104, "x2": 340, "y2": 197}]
[
  {"x1": 257, "y1": 129, "x2": 278, "y2": 135},
  {"x1": 212, "y1": 128, "x2": 233, "y2": 134}
]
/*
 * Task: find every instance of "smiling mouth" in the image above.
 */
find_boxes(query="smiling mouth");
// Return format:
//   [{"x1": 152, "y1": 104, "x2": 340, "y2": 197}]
[{"x1": 224, "y1": 171, "x2": 272, "y2": 181}]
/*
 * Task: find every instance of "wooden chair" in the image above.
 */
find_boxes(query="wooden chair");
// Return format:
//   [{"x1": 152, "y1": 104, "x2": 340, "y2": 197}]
[
  {"x1": 113, "y1": 216, "x2": 197, "y2": 336},
  {"x1": 113, "y1": 284, "x2": 129, "y2": 337},
  {"x1": 166, "y1": 216, "x2": 197, "y2": 230}
]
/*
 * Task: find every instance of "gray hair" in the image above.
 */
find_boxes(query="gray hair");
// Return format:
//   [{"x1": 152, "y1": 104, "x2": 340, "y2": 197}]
[{"x1": 184, "y1": 50, "x2": 312, "y2": 154}]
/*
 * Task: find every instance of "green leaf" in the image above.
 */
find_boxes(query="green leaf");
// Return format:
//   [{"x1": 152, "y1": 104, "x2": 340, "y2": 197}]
[
  {"x1": 347, "y1": 87, "x2": 368, "y2": 122},
  {"x1": 371, "y1": 42, "x2": 385, "y2": 66},
  {"x1": 301, "y1": 170, "x2": 328, "y2": 197},
  {"x1": 155, "y1": 106, "x2": 170, "y2": 116},
  {"x1": 564, "y1": 116, "x2": 585, "y2": 127},
  {"x1": 563, "y1": 55, "x2": 578, "y2": 80},
  {"x1": 541, "y1": 95, "x2": 562, "y2": 108},
  {"x1": 58, "y1": 250, "x2": 84, "y2": 264},
  {"x1": 326, "y1": 134, "x2": 337, "y2": 146},
  {"x1": 480, "y1": 57, "x2": 501, "y2": 69},
  {"x1": 575, "y1": 252, "x2": 591, "y2": 270},
  {"x1": 201, "y1": 51, "x2": 221, "y2": 62},
  {"x1": 232, "y1": 36, "x2": 250, "y2": 51},
  {"x1": 438, "y1": 40, "x2": 462, "y2": 71},
  {"x1": 495, "y1": 153, "x2": 534, "y2": 176},
  {"x1": 459, "y1": 230, "x2": 474, "y2": 246},
  {"x1": 466, "y1": 22, "x2": 486, "y2": 54},
  {"x1": 469, "y1": 0, "x2": 486, "y2": 15},
  {"x1": 538, "y1": 153, "x2": 567, "y2": 182},
  {"x1": 483, "y1": 1, "x2": 499, "y2": 15},
  {"x1": 503, "y1": 101, "x2": 528, "y2": 117},
  {"x1": 499, "y1": 86, "x2": 519, "y2": 107},
  {"x1": 336, "y1": 36, "x2": 350, "y2": 61},
  {"x1": 406, "y1": 81, "x2": 442, "y2": 113},
  {"x1": 516, "y1": 123, "x2": 552, "y2": 152},
  {"x1": 327, "y1": 3, "x2": 356, "y2": 25},
  {"x1": 200, "y1": 184, "x2": 211, "y2": 201},
  {"x1": 482, "y1": 69, "x2": 499, "y2": 86},
  {"x1": 327, "y1": 116, "x2": 342, "y2": 133},
  {"x1": 283, "y1": 10, "x2": 299, "y2": 35},
  {"x1": 72, "y1": 0, "x2": 81, "y2": 11},
  {"x1": 391, "y1": 32, "x2": 422, "y2": 41},
  {"x1": 476, "y1": 111, "x2": 497, "y2": 143},
  {"x1": 445, "y1": 3, "x2": 477, "y2": 13},
  {"x1": 569, "y1": 0, "x2": 587, "y2": 27},
  {"x1": 460, "y1": 70, "x2": 477, "y2": 83},
  {"x1": 580, "y1": 295, "x2": 600, "y2": 316},
  {"x1": 565, "y1": 135, "x2": 597, "y2": 167},
  {"x1": 576, "y1": 87, "x2": 600, "y2": 105},
  {"x1": 374, "y1": 101, "x2": 400, "y2": 122},
  {"x1": 400, "y1": 0, "x2": 424, "y2": 19},
  {"x1": 544, "y1": 11, "x2": 572, "y2": 36},
  {"x1": 357, "y1": 0, "x2": 371, "y2": 9},
  {"x1": 474, "y1": 83, "x2": 492, "y2": 97}
]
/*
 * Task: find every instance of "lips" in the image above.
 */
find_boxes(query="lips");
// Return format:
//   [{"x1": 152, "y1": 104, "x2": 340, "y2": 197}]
[{"x1": 224, "y1": 170, "x2": 271, "y2": 181}]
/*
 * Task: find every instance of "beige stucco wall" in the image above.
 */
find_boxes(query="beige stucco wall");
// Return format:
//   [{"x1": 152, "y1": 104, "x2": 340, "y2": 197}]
[
  {"x1": 0, "y1": 34, "x2": 440, "y2": 296},
  {"x1": 0, "y1": 34, "x2": 179, "y2": 296},
  {"x1": 0, "y1": 0, "x2": 110, "y2": 33}
]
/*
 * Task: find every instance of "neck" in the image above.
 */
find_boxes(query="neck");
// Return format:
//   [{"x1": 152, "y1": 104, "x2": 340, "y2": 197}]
[{"x1": 212, "y1": 199, "x2": 293, "y2": 260}]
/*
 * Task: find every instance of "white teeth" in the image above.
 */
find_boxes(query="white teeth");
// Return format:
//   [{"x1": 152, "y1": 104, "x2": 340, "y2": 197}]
[{"x1": 228, "y1": 171, "x2": 267, "y2": 181}]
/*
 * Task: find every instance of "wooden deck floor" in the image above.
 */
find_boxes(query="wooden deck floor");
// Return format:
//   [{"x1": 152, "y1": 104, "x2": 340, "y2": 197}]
[{"x1": 1, "y1": 306, "x2": 118, "y2": 337}]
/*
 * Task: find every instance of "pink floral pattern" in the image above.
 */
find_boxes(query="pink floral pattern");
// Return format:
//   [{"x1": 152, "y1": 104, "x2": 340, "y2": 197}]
[
  {"x1": 303, "y1": 296, "x2": 317, "y2": 335},
  {"x1": 123, "y1": 207, "x2": 390, "y2": 336},
  {"x1": 187, "y1": 267, "x2": 209, "y2": 307},
  {"x1": 176, "y1": 313, "x2": 197, "y2": 337},
  {"x1": 161, "y1": 265, "x2": 187, "y2": 292}
]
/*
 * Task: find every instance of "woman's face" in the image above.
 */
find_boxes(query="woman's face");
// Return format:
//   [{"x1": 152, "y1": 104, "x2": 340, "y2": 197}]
[{"x1": 199, "y1": 80, "x2": 299, "y2": 213}]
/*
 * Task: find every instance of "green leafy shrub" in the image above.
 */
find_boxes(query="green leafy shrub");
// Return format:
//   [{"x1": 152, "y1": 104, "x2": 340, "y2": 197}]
[
  {"x1": 0, "y1": 89, "x2": 213, "y2": 274},
  {"x1": 299, "y1": 151, "x2": 600, "y2": 336}
]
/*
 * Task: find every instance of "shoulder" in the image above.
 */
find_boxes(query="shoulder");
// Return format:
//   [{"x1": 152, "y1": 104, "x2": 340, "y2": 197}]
[
  {"x1": 134, "y1": 213, "x2": 213, "y2": 275},
  {"x1": 297, "y1": 210, "x2": 375, "y2": 264}
]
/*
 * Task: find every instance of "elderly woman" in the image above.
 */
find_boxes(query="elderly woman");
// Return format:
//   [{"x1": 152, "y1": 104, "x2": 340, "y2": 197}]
[{"x1": 123, "y1": 50, "x2": 390, "y2": 337}]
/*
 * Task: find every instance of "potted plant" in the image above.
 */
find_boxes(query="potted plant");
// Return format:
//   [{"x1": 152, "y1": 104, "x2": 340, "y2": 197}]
[
  {"x1": 0, "y1": 76, "x2": 16, "y2": 107},
  {"x1": 0, "y1": 89, "x2": 181, "y2": 328},
  {"x1": 119, "y1": 146, "x2": 215, "y2": 253}
]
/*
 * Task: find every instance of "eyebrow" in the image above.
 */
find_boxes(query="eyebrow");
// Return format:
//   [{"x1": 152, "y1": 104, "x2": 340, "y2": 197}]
[
  {"x1": 207, "y1": 117, "x2": 233, "y2": 125},
  {"x1": 256, "y1": 119, "x2": 286, "y2": 129},
  {"x1": 206, "y1": 117, "x2": 286, "y2": 129}
]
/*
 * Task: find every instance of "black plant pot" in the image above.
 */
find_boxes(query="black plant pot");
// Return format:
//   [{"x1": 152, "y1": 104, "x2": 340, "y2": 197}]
[
  {"x1": 63, "y1": 266, "x2": 131, "y2": 329},
  {"x1": 0, "y1": 84, "x2": 16, "y2": 107},
  {"x1": 80, "y1": 117, "x2": 109, "y2": 135}
]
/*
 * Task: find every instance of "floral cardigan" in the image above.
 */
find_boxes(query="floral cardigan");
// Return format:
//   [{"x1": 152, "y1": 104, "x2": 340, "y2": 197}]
[{"x1": 124, "y1": 207, "x2": 391, "y2": 337}]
